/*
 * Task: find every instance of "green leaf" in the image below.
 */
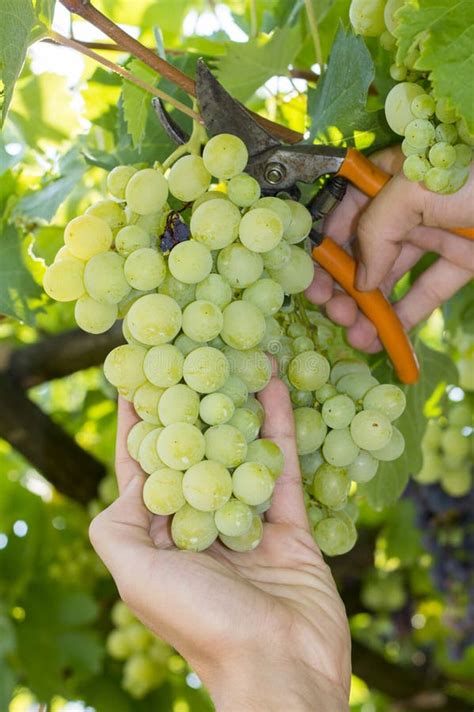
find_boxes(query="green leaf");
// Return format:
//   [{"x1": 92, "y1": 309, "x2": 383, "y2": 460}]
[
  {"x1": 0, "y1": 660, "x2": 16, "y2": 712},
  {"x1": 0, "y1": 0, "x2": 37, "y2": 126},
  {"x1": 383, "y1": 500, "x2": 423, "y2": 563},
  {"x1": 0, "y1": 223, "x2": 43, "y2": 324},
  {"x1": 308, "y1": 26, "x2": 395, "y2": 150},
  {"x1": 217, "y1": 26, "x2": 302, "y2": 103},
  {"x1": 34, "y1": 0, "x2": 56, "y2": 25},
  {"x1": 122, "y1": 59, "x2": 159, "y2": 149},
  {"x1": 395, "y1": 0, "x2": 474, "y2": 132}
]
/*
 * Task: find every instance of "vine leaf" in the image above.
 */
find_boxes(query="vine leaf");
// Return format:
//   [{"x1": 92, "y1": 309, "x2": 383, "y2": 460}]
[
  {"x1": 0, "y1": 223, "x2": 43, "y2": 324},
  {"x1": 122, "y1": 59, "x2": 159, "y2": 148},
  {"x1": 0, "y1": 0, "x2": 37, "y2": 126}
]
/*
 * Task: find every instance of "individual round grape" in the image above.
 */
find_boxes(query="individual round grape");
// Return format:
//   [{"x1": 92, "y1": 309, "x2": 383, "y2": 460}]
[
  {"x1": 424, "y1": 167, "x2": 450, "y2": 193},
  {"x1": 191, "y1": 189, "x2": 227, "y2": 212},
  {"x1": 143, "y1": 468, "x2": 185, "y2": 515},
  {"x1": 127, "y1": 294, "x2": 182, "y2": 346},
  {"x1": 123, "y1": 248, "x2": 166, "y2": 291},
  {"x1": 384, "y1": 82, "x2": 425, "y2": 136},
  {"x1": 242, "y1": 279, "x2": 284, "y2": 316},
  {"x1": 64, "y1": 214, "x2": 113, "y2": 260},
  {"x1": 182, "y1": 460, "x2": 232, "y2": 511},
  {"x1": 291, "y1": 389, "x2": 313, "y2": 407},
  {"x1": 443, "y1": 166, "x2": 470, "y2": 194},
  {"x1": 314, "y1": 383, "x2": 337, "y2": 404},
  {"x1": 389, "y1": 64, "x2": 407, "y2": 82},
  {"x1": 283, "y1": 200, "x2": 312, "y2": 243},
  {"x1": 336, "y1": 373, "x2": 379, "y2": 401},
  {"x1": 440, "y1": 466, "x2": 472, "y2": 497},
  {"x1": 133, "y1": 382, "x2": 164, "y2": 424},
  {"x1": 260, "y1": 316, "x2": 284, "y2": 352},
  {"x1": 294, "y1": 407, "x2": 327, "y2": 455},
  {"x1": 288, "y1": 351, "x2": 330, "y2": 391},
  {"x1": 347, "y1": 450, "x2": 379, "y2": 483},
  {"x1": 350, "y1": 410, "x2": 393, "y2": 451},
  {"x1": 202, "y1": 133, "x2": 248, "y2": 179},
  {"x1": 268, "y1": 245, "x2": 314, "y2": 294},
  {"x1": 219, "y1": 513, "x2": 263, "y2": 551},
  {"x1": 428, "y1": 142, "x2": 456, "y2": 169},
  {"x1": 158, "y1": 384, "x2": 200, "y2": 426},
  {"x1": 115, "y1": 225, "x2": 150, "y2": 257},
  {"x1": 349, "y1": 0, "x2": 385, "y2": 35},
  {"x1": 84, "y1": 252, "x2": 130, "y2": 305},
  {"x1": 221, "y1": 301, "x2": 266, "y2": 350},
  {"x1": 363, "y1": 384, "x2": 406, "y2": 421},
  {"x1": 456, "y1": 116, "x2": 474, "y2": 146},
  {"x1": 330, "y1": 359, "x2": 370, "y2": 385},
  {"x1": 135, "y1": 207, "x2": 168, "y2": 236},
  {"x1": 204, "y1": 424, "x2": 247, "y2": 468},
  {"x1": 54, "y1": 246, "x2": 82, "y2": 263},
  {"x1": 43, "y1": 260, "x2": 85, "y2": 302},
  {"x1": 371, "y1": 426, "x2": 405, "y2": 461},
  {"x1": 167, "y1": 154, "x2": 211, "y2": 202},
  {"x1": 322, "y1": 428, "x2": 359, "y2": 467},
  {"x1": 118, "y1": 289, "x2": 153, "y2": 320},
  {"x1": 239, "y1": 208, "x2": 283, "y2": 253},
  {"x1": 159, "y1": 272, "x2": 196, "y2": 308},
  {"x1": 86, "y1": 200, "x2": 126, "y2": 231},
  {"x1": 435, "y1": 123, "x2": 458, "y2": 145},
  {"x1": 190, "y1": 198, "x2": 241, "y2": 250},
  {"x1": 122, "y1": 652, "x2": 164, "y2": 698},
  {"x1": 125, "y1": 168, "x2": 168, "y2": 215},
  {"x1": 107, "y1": 165, "x2": 138, "y2": 200},
  {"x1": 126, "y1": 421, "x2": 155, "y2": 461},
  {"x1": 168, "y1": 240, "x2": 213, "y2": 284},
  {"x1": 435, "y1": 98, "x2": 457, "y2": 124},
  {"x1": 182, "y1": 300, "x2": 223, "y2": 342},
  {"x1": 228, "y1": 408, "x2": 260, "y2": 443},
  {"x1": 224, "y1": 347, "x2": 272, "y2": 393},
  {"x1": 183, "y1": 347, "x2": 229, "y2": 394},
  {"x1": 262, "y1": 240, "x2": 291, "y2": 270},
  {"x1": 313, "y1": 464, "x2": 350, "y2": 508},
  {"x1": 121, "y1": 313, "x2": 145, "y2": 346},
  {"x1": 251, "y1": 196, "x2": 291, "y2": 230},
  {"x1": 144, "y1": 344, "x2": 184, "y2": 388},
  {"x1": 123, "y1": 623, "x2": 153, "y2": 652},
  {"x1": 244, "y1": 396, "x2": 264, "y2": 425},
  {"x1": 314, "y1": 514, "x2": 357, "y2": 556},
  {"x1": 157, "y1": 422, "x2": 205, "y2": 470},
  {"x1": 138, "y1": 427, "x2": 164, "y2": 474},
  {"x1": 403, "y1": 154, "x2": 430, "y2": 181},
  {"x1": 199, "y1": 393, "x2": 235, "y2": 425},
  {"x1": 171, "y1": 504, "x2": 218, "y2": 551},
  {"x1": 214, "y1": 498, "x2": 253, "y2": 536},
  {"x1": 218, "y1": 375, "x2": 248, "y2": 406},
  {"x1": 411, "y1": 94, "x2": 435, "y2": 119},
  {"x1": 401, "y1": 138, "x2": 424, "y2": 157},
  {"x1": 384, "y1": 0, "x2": 405, "y2": 34},
  {"x1": 227, "y1": 173, "x2": 260, "y2": 207},
  {"x1": 217, "y1": 243, "x2": 264, "y2": 288},
  {"x1": 103, "y1": 344, "x2": 147, "y2": 390},
  {"x1": 404, "y1": 119, "x2": 435, "y2": 149},
  {"x1": 106, "y1": 629, "x2": 131, "y2": 659},
  {"x1": 322, "y1": 394, "x2": 356, "y2": 430},
  {"x1": 111, "y1": 600, "x2": 137, "y2": 629},
  {"x1": 454, "y1": 143, "x2": 473, "y2": 167},
  {"x1": 195, "y1": 273, "x2": 232, "y2": 309},
  {"x1": 232, "y1": 462, "x2": 274, "y2": 506},
  {"x1": 440, "y1": 426, "x2": 470, "y2": 459},
  {"x1": 246, "y1": 439, "x2": 284, "y2": 479}
]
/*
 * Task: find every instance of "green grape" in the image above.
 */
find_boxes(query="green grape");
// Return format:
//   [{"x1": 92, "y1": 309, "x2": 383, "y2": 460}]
[
  {"x1": 106, "y1": 629, "x2": 131, "y2": 660},
  {"x1": 403, "y1": 154, "x2": 430, "y2": 181},
  {"x1": 259, "y1": 316, "x2": 283, "y2": 351},
  {"x1": 239, "y1": 208, "x2": 284, "y2": 253},
  {"x1": 283, "y1": 200, "x2": 312, "y2": 244},
  {"x1": 313, "y1": 464, "x2": 350, "y2": 508},
  {"x1": 384, "y1": 82, "x2": 425, "y2": 136},
  {"x1": 218, "y1": 375, "x2": 249, "y2": 406},
  {"x1": 443, "y1": 166, "x2": 470, "y2": 193},
  {"x1": 251, "y1": 196, "x2": 291, "y2": 230},
  {"x1": 217, "y1": 243, "x2": 264, "y2": 288},
  {"x1": 167, "y1": 154, "x2": 211, "y2": 202},
  {"x1": 219, "y1": 513, "x2": 263, "y2": 551},
  {"x1": 190, "y1": 198, "x2": 241, "y2": 250},
  {"x1": 182, "y1": 460, "x2": 232, "y2": 511},
  {"x1": 429, "y1": 141, "x2": 456, "y2": 169},
  {"x1": 363, "y1": 384, "x2": 406, "y2": 421},
  {"x1": 322, "y1": 428, "x2": 359, "y2": 467},
  {"x1": 413, "y1": 452, "x2": 442, "y2": 484},
  {"x1": 288, "y1": 351, "x2": 330, "y2": 391},
  {"x1": 322, "y1": 394, "x2": 356, "y2": 429},
  {"x1": 243, "y1": 396, "x2": 264, "y2": 424},
  {"x1": 221, "y1": 301, "x2": 266, "y2": 350},
  {"x1": 182, "y1": 300, "x2": 224, "y2": 342},
  {"x1": 84, "y1": 252, "x2": 130, "y2": 305},
  {"x1": 262, "y1": 240, "x2": 291, "y2": 270},
  {"x1": 127, "y1": 421, "x2": 155, "y2": 461},
  {"x1": 299, "y1": 449, "x2": 324, "y2": 482},
  {"x1": 440, "y1": 426, "x2": 470, "y2": 458},
  {"x1": 371, "y1": 426, "x2": 405, "y2": 461},
  {"x1": 228, "y1": 407, "x2": 260, "y2": 443},
  {"x1": 157, "y1": 422, "x2": 205, "y2": 469},
  {"x1": 330, "y1": 358, "x2": 370, "y2": 385},
  {"x1": 200, "y1": 392, "x2": 235, "y2": 425},
  {"x1": 183, "y1": 346, "x2": 229, "y2": 393},
  {"x1": 55, "y1": 245, "x2": 81, "y2": 262},
  {"x1": 115, "y1": 225, "x2": 150, "y2": 256},
  {"x1": 292, "y1": 336, "x2": 314, "y2": 354},
  {"x1": 138, "y1": 428, "x2": 165, "y2": 474},
  {"x1": 174, "y1": 333, "x2": 205, "y2": 356},
  {"x1": 118, "y1": 289, "x2": 152, "y2": 321},
  {"x1": 204, "y1": 424, "x2": 248, "y2": 467},
  {"x1": 390, "y1": 64, "x2": 407, "y2": 82},
  {"x1": 411, "y1": 94, "x2": 435, "y2": 119},
  {"x1": 64, "y1": 214, "x2": 113, "y2": 260},
  {"x1": 104, "y1": 344, "x2": 146, "y2": 390},
  {"x1": 171, "y1": 504, "x2": 218, "y2": 551},
  {"x1": 313, "y1": 514, "x2": 357, "y2": 556},
  {"x1": 159, "y1": 272, "x2": 196, "y2": 309},
  {"x1": 315, "y1": 383, "x2": 338, "y2": 404},
  {"x1": 43, "y1": 260, "x2": 85, "y2": 302},
  {"x1": 135, "y1": 208, "x2": 168, "y2": 236},
  {"x1": 168, "y1": 240, "x2": 213, "y2": 284},
  {"x1": 454, "y1": 143, "x2": 473, "y2": 167},
  {"x1": 336, "y1": 373, "x2": 379, "y2": 401},
  {"x1": 246, "y1": 439, "x2": 284, "y2": 479},
  {"x1": 347, "y1": 450, "x2": 379, "y2": 483},
  {"x1": 195, "y1": 273, "x2": 232, "y2": 309},
  {"x1": 440, "y1": 466, "x2": 472, "y2": 497},
  {"x1": 435, "y1": 123, "x2": 458, "y2": 145},
  {"x1": 111, "y1": 600, "x2": 136, "y2": 628},
  {"x1": 401, "y1": 138, "x2": 424, "y2": 157},
  {"x1": 404, "y1": 119, "x2": 435, "y2": 149},
  {"x1": 224, "y1": 346, "x2": 272, "y2": 393},
  {"x1": 268, "y1": 245, "x2": 314, "y2": 294},
  {"x1": 350, "y1": 409, "x2": 393, "y2": 450},
  {"x1": 144, "y1": 344, "x2": 184, "y2": 388},
  {"x1": 107, "y1": 165, "x2": 138, "y2": 200},
  {"x1": 143, "y1": 467, "x2": 185, "y2": 515},
  {"x1": 448, "y1": 401, "x2": 471, "y2": 427},
  {"x1": 435, "y1": 98, "x2": 457, "y2": 124},
  {"x1": 191, "y1": 189, "x2": 228, "y2": 213},
  {"x1": 242, "y1": 279, "x2": 284, "y2": 316},
  {"x1": 227, "y1": 173, "x2": 261, "y2": 207},
  {"x1": 383, "y1": 0, "x2": 405, "y2": 34},
  {"x1": 202, "y1": 133, "x2": 248, "y2": 179},
  {"x1": 123, "y1": 653, "x2": 164, "y2": 698},
  {"x1": 232, "y1": 461, "x2": 274, "y2": 505},
  {"x1": 424, "y1": 166, "x2": 450, "y2": 193},
  {"x1": 123, "y1": 248, "x2": 166, "y2": 291},
  {"x1": 294, "y1": 407, "x2": 327, "y2": 455},
  {"x1": 214, "y1": 498, "x2": 253, "y2": 536},
  {"x1": 133, "y1": 382, "x2": 164, "y2": 424},
  {"x1": 123, "y1": 623, "x2": 153, "y2": 652},
  {"x1": 127, "y1": 293, "x2": 182, "y2": 346},
  {"x1": 125, "y1": 168, "x2": 168, "y2": 215},
  {"x1": 291, "y1": 389, "x2": 313, "y2": 407},
  {"x1": 349, "y1": 0, "x2": 385, "y2": 35},
  {"x1": 379, "y1": 30, "x2": 396, "y2": 51},
  {"x1": 456, "y1": 117, "x2": 474, "y2": 146},
  {"x1": 158, "y1": 384, "x2": 200, "y2": 426},
  {"x1": 86, "y1": 199, "x2": 126, "y2": 231}
]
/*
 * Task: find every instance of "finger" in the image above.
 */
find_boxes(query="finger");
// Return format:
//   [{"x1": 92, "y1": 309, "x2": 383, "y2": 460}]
[
  {"x1": 258, "y1": 377, "x2": 309, "y2": 530},
  {"x1": 305, "y1": 264, "x2": 334, "y2": 305},
  {"x1": 325, "y1": 292, "x2": 359, "y2": 327},
  {"x1": 115, "y1": 396, "x2": 142, "y2": 493},
  {"x1": 407, "y1": 224, "x2": 474, "y2": 271}
]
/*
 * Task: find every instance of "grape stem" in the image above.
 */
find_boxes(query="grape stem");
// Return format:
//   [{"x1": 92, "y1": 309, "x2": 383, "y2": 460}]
[
  {"x1": 162, "y1": 107, "x2": 208, "y2": 170},
  {"x1": 304, "y1": 0, "x2": 324, "y2": 76}
]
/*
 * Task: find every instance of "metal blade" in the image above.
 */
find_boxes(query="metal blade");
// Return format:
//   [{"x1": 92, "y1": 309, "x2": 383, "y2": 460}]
[
  {"x1": 195, "y1": 59, "x2": 280, "y2": 157},
  {"x1": 152, "y1": 97, "x2": 190, "y2": 146}
]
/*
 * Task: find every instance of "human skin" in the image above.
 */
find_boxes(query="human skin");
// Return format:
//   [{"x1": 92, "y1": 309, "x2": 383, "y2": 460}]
[{"x1": 89, "y1": 380, "x2": 351, "y2": 712}]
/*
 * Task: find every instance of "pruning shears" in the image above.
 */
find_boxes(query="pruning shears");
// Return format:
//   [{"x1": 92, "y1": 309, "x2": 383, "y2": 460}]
[{"x1": 155, "y1": 59, "x2": 474, "y2": 385}]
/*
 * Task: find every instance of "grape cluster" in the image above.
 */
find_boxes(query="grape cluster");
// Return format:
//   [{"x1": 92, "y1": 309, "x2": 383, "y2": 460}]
[
  {"x1": 43, "y1": 132, "x2": 407, "y2": 556},
  {"x1": 349, "y1": 0, "x2": 473, "y2": 194},
  {"x1": 106, "y1": 601, "x2": 173, "y2": 698}
]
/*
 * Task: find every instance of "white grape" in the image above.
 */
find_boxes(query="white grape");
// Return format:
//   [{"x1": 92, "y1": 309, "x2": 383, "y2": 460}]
[
  {"x1": 125, "y1": 168, "x2": 168, "y2": 215},
  {"x1": 144, "y1": 344, "x2": 184, "y2": 388},
  {"x1": 195, "y1": 273, "x2": 232, "y2": 309},
  {"x1": 204, "y1": 424, "x2": 248, "y2": 468},
  {"x1": 363, "y1": 384, "x2": 406, "y2": 421},
  {"x1": 349, "y1": 0, "x2": 386, "y2": 36},
  {"x1": 133, "y1": 382, "x2": 164, "y2": 424},
  {"x1": 239, "y1": 208, "x2": 283, "y2": 253},
  {"x1": 103, "y1": 344, "x2": 147, "y2": 391},
  {"x1": 86, "y1": 200, "x2": 126, "y2": 231},
  {"x1": 221, "y1": 301, "x2": 266, "y2": 350},
  {"x1": 322, "y1": 428, "x2": 359, "y2": 467},
  {"x1": 350, "y1": 410, "x2": 393, "y2": 451},
  {"x1": 64, "y1": 214, "x2": 113, "y2": 260},
  {"x1": 384, "y1": 83, "x2": 425, "y2": 136},
  {"x1": 127, "y1": 293, "x2": 182, "y2": 346},
  {"x1": 168, "y1": 240, "x2": 213, "y2": 284},
  {"x1": 182, "y1": 460, "x2": 232, "y2": 511},
  {"x1": 84, "y1": 252, "x2": 130, "y2": 305},
  {"x1": 217, "y1": 243, "x2": 264, "y2": 288},
  {"x1": 214, "y1": 498, "x2": 253, "y2": 536},
  {"x1": 232, "y1": 461, "x2": 274, "y2": 506},
  {"x1": 157, "y1": 422, "x2": 205, "y2": 470},
  {"x1": 190, "y1": 198, "x2": 241, "y2": 250},
  {"x1": 183, "y1": 347, "x2": 230, "y2": 394},
  {"x1": 227, "y1": 173, "x2": 261, "y2": 207},
  {"x1": 158, "y1": 384, "x2": 200, "y2": 426},
  {"x1": 219, "y1": 513, "x2": 263, "y2": 552},
  {"x1": 202, "y1": 133, "x2": 248, "y2": 179},
  {"x1": 171, "y1": 504, "x2": 218, "y2": 551},
  {"x1": 167, "y1": 154, "x2": 211, "y2": 202},
  {"x1": 268, "y1": 245, "x2": 315, "y2": 294},
  {"x1": 43, "y1": 260, "x2": 85, "y2": 302},
  {"x1": 124, "y1": 248, "x2": 166, "y2": 291},
  {"x1": 143, "y1": 468, "x2": 185, "y2": 515},
  {"x1": 107, "y1": 165, "x2": 138, "y2": 200},
  {"x1": 115, "y1": 225, "x2": 151, "y2": 257},
  {"x1": 182, "y1": 300, "x2": 224, "y2": 342}
]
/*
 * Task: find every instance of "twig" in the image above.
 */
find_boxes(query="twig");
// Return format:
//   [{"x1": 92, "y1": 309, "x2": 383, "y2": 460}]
[
  {"x1": 304, "y1": 0, "x2": 324, "y2": 75},
  {"x1": 249, "y1": 0, "x2": 258, "y2": 38},
  {"x1": 49, "y1": 31, "x2": 202, "y2": 123}
]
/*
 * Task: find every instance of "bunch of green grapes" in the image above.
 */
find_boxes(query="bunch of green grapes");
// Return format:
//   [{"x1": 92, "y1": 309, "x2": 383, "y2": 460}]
[
  {"x1": 48, "y1": 537, "x2": 107, "y2": 584},
  {"x1": 43, "y1": 132, "x2": 407, "y2": 557},
  {"x1": 106, "y1": 600, "x2": 173, "y2": 699},
  {"x1": 414, "y1": 396, "x2": 472, "y2": 497},
  {"x1": 349, "y1": 0, "x2": 473, "y2": 194}
]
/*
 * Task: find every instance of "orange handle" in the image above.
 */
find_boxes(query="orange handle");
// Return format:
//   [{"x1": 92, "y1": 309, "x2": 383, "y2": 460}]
[
  {"x1": 338, "y1": 147, "x2": 474, "y2": 240},
  {"x1": 312, "y1": 236, "x2": 420, "y2": 384}
]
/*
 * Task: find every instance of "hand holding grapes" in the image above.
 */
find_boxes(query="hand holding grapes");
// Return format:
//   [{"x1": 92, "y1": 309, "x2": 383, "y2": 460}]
[
  {"x1": 306, "y1": 146, "x2": 474, "y2": 353},
  {"x1": 90, "y1": 379, "x2": 350, "y2": 712}
]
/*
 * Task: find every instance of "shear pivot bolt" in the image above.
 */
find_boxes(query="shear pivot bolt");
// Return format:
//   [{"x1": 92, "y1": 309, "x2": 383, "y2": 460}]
[{"x1": 265, "y1": 163, "x2": 286, "y2": 184}]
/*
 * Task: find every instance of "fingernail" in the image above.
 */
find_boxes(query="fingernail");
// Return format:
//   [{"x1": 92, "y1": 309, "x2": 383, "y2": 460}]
[{"x1": 356, "y1": 263, "x2": 367, "y2": 291}]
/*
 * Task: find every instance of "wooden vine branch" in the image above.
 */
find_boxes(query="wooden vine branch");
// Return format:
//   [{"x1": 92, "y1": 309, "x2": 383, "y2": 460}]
[{"x1": 58, "y1": 0, "x2": 303, "y2": 144}]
